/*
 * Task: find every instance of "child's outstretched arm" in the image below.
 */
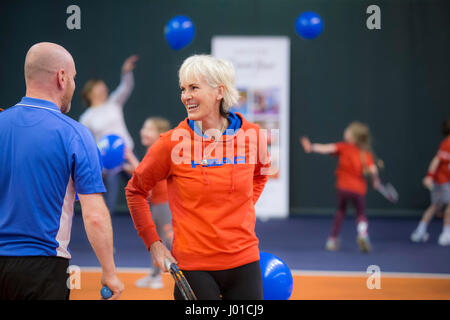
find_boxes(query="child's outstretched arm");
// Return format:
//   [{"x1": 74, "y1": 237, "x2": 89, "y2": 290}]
[
  {"x1": 300, "y1": 136, "x2": 337, "y2": 155},
  {"x1": 423, "y1": 155, "x2": 440, "y2": 190},
  {"x1": 368, "y1": 164, "x2": 381, "y2": 189}
]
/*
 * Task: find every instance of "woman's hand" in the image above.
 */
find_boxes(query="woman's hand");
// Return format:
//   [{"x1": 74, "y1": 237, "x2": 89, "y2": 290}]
[
  {"x1": 300, "y1": 136, "x2": 312, "y2": 153},
  {"x1": 150, "y1": 241, "x2": 177, "y2": 272},
  {"x1": 122, "y1": 55, "x2": 139, "y2": 74}
]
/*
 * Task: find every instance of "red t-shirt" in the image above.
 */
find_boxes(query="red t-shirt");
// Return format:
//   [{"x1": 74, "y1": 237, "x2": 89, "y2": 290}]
[
  {"x1": 334, "y1": 142, "x2": 374, "y2": 195},
  {"x1": 434, "y1": 137, "x2": 450, "y2": 184}
]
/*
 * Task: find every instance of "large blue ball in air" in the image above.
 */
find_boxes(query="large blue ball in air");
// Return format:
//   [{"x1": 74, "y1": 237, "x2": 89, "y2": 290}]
[
  {"x1": 165, "y1": 15, "x2": 195, "y2": 50},
  {"x1": 295, "y1": 11, "x2": 324, "y2": 39}
]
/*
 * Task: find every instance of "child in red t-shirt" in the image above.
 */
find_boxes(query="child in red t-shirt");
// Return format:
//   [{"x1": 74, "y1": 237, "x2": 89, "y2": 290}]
[
  {"x1": 411, "y1": 119, "x2": 450, "y2": 246},
  {"x1": 301, "y1": 121, "x2": 381, "y2": 253},
  {"x1": 124, "y1": 117, "x2": 173, "y2": 288}
]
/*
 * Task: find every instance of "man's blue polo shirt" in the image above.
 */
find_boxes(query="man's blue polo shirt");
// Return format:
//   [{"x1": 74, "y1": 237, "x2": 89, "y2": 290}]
[{"x1": 0, "y1": 97, "x2": 106, "y2": 258}]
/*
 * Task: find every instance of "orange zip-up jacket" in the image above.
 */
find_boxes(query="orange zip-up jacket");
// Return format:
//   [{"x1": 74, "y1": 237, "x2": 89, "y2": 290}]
[
  {"x1": 125, "y1": 113, "x2": 270, "y2": 271},
  {"x1": 148, "y1": 180, "x2": 168, "y2": 205}
]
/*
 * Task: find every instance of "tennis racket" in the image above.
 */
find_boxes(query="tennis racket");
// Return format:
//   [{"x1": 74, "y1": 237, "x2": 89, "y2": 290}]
[
  {"x1": 375, "y1": 181, "x2": 399, "y2": 203},
  {"x1": 368, "y1": 157, "x2": 399, "y2": 203},
  {"x1": 165, "y1": 258, "x2": 197, "y2": 300}
]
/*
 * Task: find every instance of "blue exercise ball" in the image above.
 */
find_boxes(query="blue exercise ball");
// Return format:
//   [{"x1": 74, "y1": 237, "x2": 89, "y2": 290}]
[
  {"x1": 101, "y1": 286, "x2": 113, "y2": 299},
  {"x1": 295, "y1": 11, "x2": 324, "y2": 39},
  {"x1": 259, "y1": 251, "x2": 293, "y2": 300},
  {"x1": 97, "y1": 134, "x2": 125, "y2": 170},
  {"x1": 164, "y1": 15, "x2": 195, "y2": 50}
]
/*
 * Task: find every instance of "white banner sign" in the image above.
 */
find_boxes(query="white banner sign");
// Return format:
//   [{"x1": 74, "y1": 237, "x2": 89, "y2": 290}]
[{"x1": 212, "y1": 36, "x2": 290, "y2": 219}]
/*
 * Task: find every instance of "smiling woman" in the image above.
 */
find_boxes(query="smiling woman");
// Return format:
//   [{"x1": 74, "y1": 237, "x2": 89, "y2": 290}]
[
  {"x1": 125, "y1": 54, "x2": 271, "y2": 300},
  {"x1": 179, "y1": 55, "x2": 240, "y2": 134}
]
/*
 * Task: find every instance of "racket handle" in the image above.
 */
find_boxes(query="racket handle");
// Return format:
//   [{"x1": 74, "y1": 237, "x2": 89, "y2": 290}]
[{"x1": 164, "y1": 258, "x2": 172, "y2": 272}]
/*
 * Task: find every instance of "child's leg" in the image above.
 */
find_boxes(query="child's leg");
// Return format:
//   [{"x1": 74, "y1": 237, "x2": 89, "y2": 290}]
[
  {"x1": 352, "y1": 193, "x2": 368, "y2": 236},
  {"x1": 411, "y1": 204, "x2": 440, "y2": 243},
  {"x1": 349, "y1": 193, "x2": 371, "y2": 252},
  {"x1": 421, "y1": 183, "x2": 445, "y2": 225},
  {"x1": 330, "y1": 190, "x2": 348, "y2": 238},
  {"x1": 419, "y1": 204, "x2": 439, "y2": 225},
  {"x1": 438, "y1": 203, "x2": 450, "y2": 246},
  {"x1": 151, "y1": 203, "x2": 173, "y2": 277},
  {"x1": 437, "y1": 182, "x2": 450, "y2": 245},
  {"x1": 444, "y1": 203, "x2": 450, "y2": 228},
  {"x1": 136, "y1": 202, "x2": 167, "y2": 288},
  {"x1": 412, "y1": 183, "x2": 444, "y2": 240},
  {"x1": 442, "y1": 183, "x2": 450, "y2": 229}
]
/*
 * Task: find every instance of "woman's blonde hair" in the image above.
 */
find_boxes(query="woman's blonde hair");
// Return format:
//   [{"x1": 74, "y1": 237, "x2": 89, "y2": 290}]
[
  {"x1": 347, "y1": 121, "x2": 371, "y2": 151},
  {"x1": 178, "y1": 55, "x2": 240, "y2": 116},
  {"x1": 347, "y1": 121, "x2": 385, "y2": 171}
]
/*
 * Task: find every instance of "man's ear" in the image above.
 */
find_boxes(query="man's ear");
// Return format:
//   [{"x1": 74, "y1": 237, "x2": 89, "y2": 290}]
[{"x1": 56, "y1": 69, "x2": 66, "y2": 89}]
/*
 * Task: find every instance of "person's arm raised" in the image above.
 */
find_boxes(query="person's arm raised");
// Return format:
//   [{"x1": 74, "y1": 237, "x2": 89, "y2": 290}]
[{"x1": 109, "y1": 55, "x2": 139, "y2": 106}]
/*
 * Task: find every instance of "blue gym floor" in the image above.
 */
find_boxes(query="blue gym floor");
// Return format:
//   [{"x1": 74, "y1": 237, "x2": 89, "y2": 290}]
[{"x1": 69, "y1": 214, "x2": 450, "y2": 274}]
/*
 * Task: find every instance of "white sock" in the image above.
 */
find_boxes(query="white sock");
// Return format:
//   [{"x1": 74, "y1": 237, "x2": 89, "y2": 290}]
[
  {"x1": 357, "y1": 221, "x2": 368, "y2": 236},
  {"x1": 443, "y1": 226, "x2": 450, "y2": 234},
  {"x1": 417, "y1": 221, "x2": 428, "y2": 233}
]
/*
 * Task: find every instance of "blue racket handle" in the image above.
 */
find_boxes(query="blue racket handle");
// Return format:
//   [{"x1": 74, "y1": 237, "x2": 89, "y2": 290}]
[{"x1": 101, "y1": 285, "x2": 113, "y2": 299}]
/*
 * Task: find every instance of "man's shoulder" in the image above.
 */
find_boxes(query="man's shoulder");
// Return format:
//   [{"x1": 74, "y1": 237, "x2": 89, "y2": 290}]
[
  {"x1": 52, "y1": 112, "x2": 95, "y2": 143},
  {"x1": 0, "y1": 105, "x2": 18, "y2": 116}
]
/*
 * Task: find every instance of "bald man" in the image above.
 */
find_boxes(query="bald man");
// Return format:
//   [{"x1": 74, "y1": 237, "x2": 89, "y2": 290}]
[{"x1": 0, "y1": 42, "x2": 124, "y2": 300}]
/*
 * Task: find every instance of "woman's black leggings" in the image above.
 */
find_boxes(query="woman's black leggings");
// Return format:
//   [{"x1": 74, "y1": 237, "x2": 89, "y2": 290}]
[{"x1": 174, "y1": 261, "x2": 263, "y2": 300}]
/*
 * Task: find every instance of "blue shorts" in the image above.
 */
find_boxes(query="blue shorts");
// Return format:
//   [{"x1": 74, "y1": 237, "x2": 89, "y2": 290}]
[{"x1": 431, "y1": 182, "x2": 450, "y2": 205}]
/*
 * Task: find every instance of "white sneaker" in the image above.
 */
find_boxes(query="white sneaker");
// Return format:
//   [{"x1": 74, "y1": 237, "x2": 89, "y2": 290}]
[
  {"x1": 410, "y1": 229, "x2": 429, "y2": 243},
  {"x1": 357, "y1": 234, "x2": 372, "y2": 253},
  {"x1": 325, "y1": 237, "x2": 339, "y2": 251},
  {"x1": 135, "y1": 274, "x2": 164, "y2": 289},
  {"x1": 438, "y1": 232, "x2": 450, "y2": 246}
]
